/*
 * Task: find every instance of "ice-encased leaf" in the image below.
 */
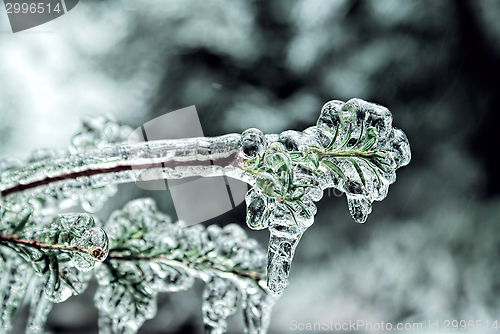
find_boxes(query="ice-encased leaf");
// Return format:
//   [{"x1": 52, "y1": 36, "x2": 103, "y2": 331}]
[
  {"x1": 0, "y1": 248, "x2": 34, "y2": 333},
  {"x1": 1, "y1": 212, "x2": 102, "y2": 307},
  {"x1": 0, "y1": 205, "x2": 33, "y2": 236},
  {"x1": 95, "y1": 261, "x2": 159, "y2": 334},
  {"x1": 99, "y1": 201, "x2": 217, "y2": 332},
  {"x1": 26, "y1": 276, "x2": 53, "y2": 334},
  {"x1": 245, "y1": 188, "x2": 270, "y2": 230},
  {"x1": 20, "y1": 213, "x2": 109, "y2": 272},
  {"x1": 241, "y1": 281, "x2": 277, "y2": 334},
  {"x1": 69, "y1": 114, "x2": 133, "y2": 154},
  {"x1": 42, "y1": 253, "x2": 92, "y2": 303},
  {"x1": 211, "y1": 224, "x2": 267, "y2": 274},
  {"x1": 203, "y1": 274, "x2": 240, "y2": 334},
  {"x1": 104, "y1": 198, "x2": 174, "y2": 252},
  {"x1": 242, "y1": 98, "x2": 411, "y2": 293},
  {"x1": 104, "y1": 199, "x2": 267, "y2": 277},
  {"x1": 315, "y1": 98, "x2": 411, "y2": 222},
  {"x1": 96, "y1": 198, "x2": 274, "y2": 334},
  {"x1": 148, "y1": 260, "x2": 195, "y2": 292}
]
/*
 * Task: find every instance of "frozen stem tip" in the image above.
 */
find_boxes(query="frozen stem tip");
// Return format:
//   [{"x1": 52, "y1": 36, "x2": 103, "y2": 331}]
[
  {"x1": 243, "y1": 98, "x2": 410, "y2": 293},
  {"x1": 73, "y1": 227, "x2": 110, "y2": 271},
  {"x1": 91, "y1": 247, "x2": 106, "y2": 261}
]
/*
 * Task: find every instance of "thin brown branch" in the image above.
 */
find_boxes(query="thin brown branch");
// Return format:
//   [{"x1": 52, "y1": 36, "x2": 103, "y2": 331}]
[
  {"x1": 0, "y1": 233, "x2": 89, "y2": 255},
  {"x1": 1, "y1": 152, "x2": 239, "y2": 197}
]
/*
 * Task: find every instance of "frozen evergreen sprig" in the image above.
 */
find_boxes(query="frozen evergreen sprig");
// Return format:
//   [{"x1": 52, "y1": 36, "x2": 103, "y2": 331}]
[
  {"x1": 97, "y1": 198, "x2": 276, "y2": 334},
  {"x1": 241, "y1": 98, "x2": 410, "y2": 292},
  {"x1": 0, "y1": 198, "x2": 276, "y2": 334},
  {"x1": 0, "y1": 98, "x2": 410, "y2": 330},
  {"x1": 242, "y1": 98, "x2": 410, "y2": 228}
]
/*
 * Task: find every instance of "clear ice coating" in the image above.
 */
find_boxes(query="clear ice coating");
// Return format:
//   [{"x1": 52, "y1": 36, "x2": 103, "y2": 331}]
[
  {"x1": 0, "y1": 248, "x2": 34, "y2": 334},
  {"x1": 18, "y1": 213, "x2": 109, "y2": 272},
  {"x1": 0, "y1": 212, "x2": 103, "y2": 309},
  {"x1": 266, "y1": 221, "x2": 304, "y2": 294},
  {"x1": 70, "y1": 114, "x2": 133, "y2": 212},
  {"x1": 69, "y1": 114, "x2": 133, "y2": 154},
  {"x1": 242, "y1": 98, "x2": 411, "y2": 293},
  {"x1": 203, "y1": 274, "x2": 239, "y2": 333},
  {"x1": 26, "y1": 276, "x2": 54, "y2": 334},
  {"x1": 0, "y1": 212, "x2": 104, "y2": 333},
  {"x1": 95, "y1": 198, "x2": 277, "y2": 334},
  {"x1": 0, "y1": 98, "x2": 410, "y2": 300}
]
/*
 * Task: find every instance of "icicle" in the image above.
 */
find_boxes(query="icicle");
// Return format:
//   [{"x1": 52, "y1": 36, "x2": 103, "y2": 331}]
[
  {"x1": 0, "y1": 97, "x2": 411, "y2": 302},
  {"x1": 26, "y1": 277, "x2": 53, "y2": 334}
]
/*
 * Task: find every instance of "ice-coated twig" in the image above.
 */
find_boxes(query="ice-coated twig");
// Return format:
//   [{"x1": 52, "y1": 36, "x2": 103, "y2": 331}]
[
  {"x1": 0, "y1": 134, "x2": 248, "y2": 217},
  {"x1": 0, "y1": 98, "x2": 411, "y2": 295}
]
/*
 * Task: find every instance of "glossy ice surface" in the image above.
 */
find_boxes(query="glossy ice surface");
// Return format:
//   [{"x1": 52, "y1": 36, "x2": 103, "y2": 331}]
[{"x1": 0, "y1": 98, "x2": 410, "y2": 333}]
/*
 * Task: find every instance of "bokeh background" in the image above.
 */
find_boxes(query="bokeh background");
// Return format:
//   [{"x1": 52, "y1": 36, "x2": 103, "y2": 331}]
[{"x1": 1, "y1": 0, "x2": 500, "y2": 333}]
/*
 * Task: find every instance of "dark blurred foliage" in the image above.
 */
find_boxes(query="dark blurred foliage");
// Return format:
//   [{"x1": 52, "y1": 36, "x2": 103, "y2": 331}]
[{"x1": 3, "y1": 0, "x2": 500, "y2": 333}]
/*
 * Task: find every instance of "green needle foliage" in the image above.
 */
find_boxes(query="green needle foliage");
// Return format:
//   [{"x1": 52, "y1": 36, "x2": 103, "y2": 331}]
[
  {"x1": 0, "y1": 98, "x2": 411, "y2": 332},
  {"x1": 0, "y1": 198, "x2": 276, "y2": 334},
  {"x1": 0, "y1": 114, "x2": 278, "y2": 334}
]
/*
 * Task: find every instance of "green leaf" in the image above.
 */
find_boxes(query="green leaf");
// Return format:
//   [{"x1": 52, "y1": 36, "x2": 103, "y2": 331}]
[
  {"x1": 294, "y1": 162, "x2": 321, "y2": 175},
  {"x1": 325, "y1": 123, "x2": 340, "y2": 150},
  {"x1": 244, "y1": 154, "x2": 262, "y2": 173},
  {"x1": 283, "y1": 203, "x2": 299, "y2": 225},
  {"x1": 321, "y1": 160, "x2": 346, "y2": 179},
  {"x1": 338, "y1": 105, "x2": 351, "y2": 125},
  {"x1": 308, "y1": 153, "x2": 319, "y2": 169},
  {"x1": 256, "y1": 165, "x2": 272, "y2": 173},
  {"x1": 11, "y1": 211, "x2": 31, "y2": 235},
  {"x1": 368, "y1": 157, "x2": 388, "y2": 173},
  {"x1": 360, "y1": 127, "x2": 377, "y2": 151},
  {"x1": 361, "y1": 137, "x2": 376, "y2": 152},
  {"x1": 347, "y1": 158, "x2": 366, "y2": 187},
  {"x1": 337, "y1": 122, "x2": 352, "y2": 150},
  {"x1": 368, "y1": 152, "x2": 387, "y2": 160},
  {"x1": 289, "y1": 152, "x2": 303, "y2": 159},
  {"x1": 292, "y1": 183, "x2": 318, "y2": 189},
  {"x1": 375, "y1": 147, "x2": 398, "y2": 152},
  {"x1": 295, "y1": 200, "x2": 311, "y2": 218},
  {"x1": 48, "y1": 253, "x2": 60, "y2": 295},
  {"x1": 254, "y1": 153, "x2": 261, "y2": 166},
  {"x1": 353, "y1": 121, "x2": 364, "y2": 148}
]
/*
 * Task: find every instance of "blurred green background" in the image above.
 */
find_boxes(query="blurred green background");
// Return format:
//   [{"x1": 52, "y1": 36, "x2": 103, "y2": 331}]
[{"x1": 1, "y1": 0, "x2": 500, "y2": 333}]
